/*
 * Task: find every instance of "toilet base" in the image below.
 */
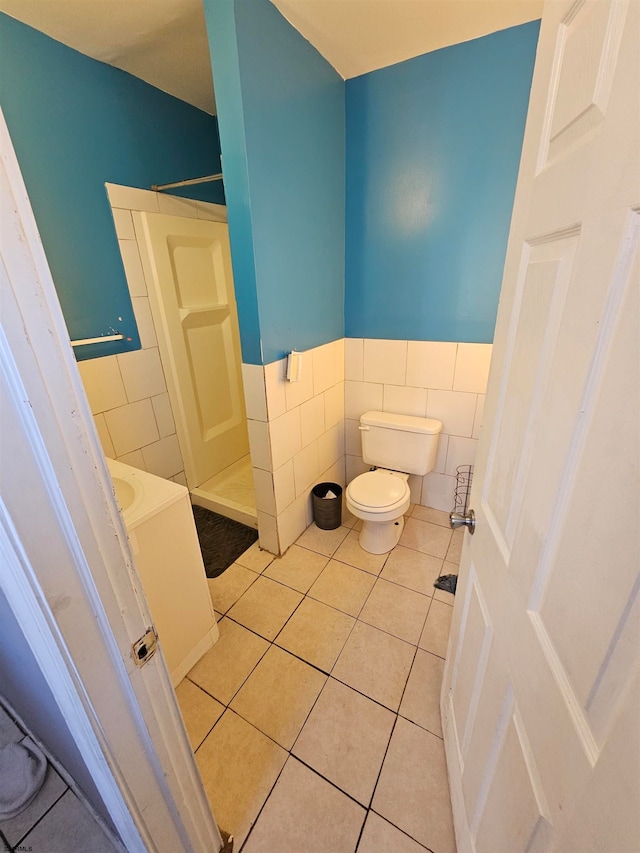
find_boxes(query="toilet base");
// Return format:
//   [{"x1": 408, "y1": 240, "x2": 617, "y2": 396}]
[{"x1": 358, "y1": 515, "x2": 405, "y2": 554}]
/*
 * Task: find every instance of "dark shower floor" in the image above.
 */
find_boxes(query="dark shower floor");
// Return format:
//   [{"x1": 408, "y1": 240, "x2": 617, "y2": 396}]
[{"x1": 192, "y1": 504, "x2": 258, "y2": 578}]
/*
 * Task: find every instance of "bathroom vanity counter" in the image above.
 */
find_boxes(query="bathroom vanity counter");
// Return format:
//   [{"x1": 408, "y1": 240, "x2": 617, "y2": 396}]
[{"x1": 107, "y1": 458, "x2": 218, "y2": 686}]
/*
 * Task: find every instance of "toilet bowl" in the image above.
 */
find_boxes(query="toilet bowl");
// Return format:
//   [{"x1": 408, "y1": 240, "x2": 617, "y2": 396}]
[
  {"x1": 346, "y1": 410, "x2": 442, "y2": 554},
  {"x1": 346, "y1": 469, "x2": 411, "y2": 554}
]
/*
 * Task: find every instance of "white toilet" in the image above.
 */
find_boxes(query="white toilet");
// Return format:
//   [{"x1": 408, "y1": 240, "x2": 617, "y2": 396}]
[{"x1": 346, "y1": 411, "x2": 442, "y2": 554}]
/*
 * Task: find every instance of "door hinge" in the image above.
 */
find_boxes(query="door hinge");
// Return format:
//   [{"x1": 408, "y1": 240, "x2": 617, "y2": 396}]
[{"x1": 132, "y1": 628, "x2": 158, "y2": 667}]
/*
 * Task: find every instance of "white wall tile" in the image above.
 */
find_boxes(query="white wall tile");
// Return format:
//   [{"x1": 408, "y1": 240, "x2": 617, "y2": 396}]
[
  {"x1": 426, "y1": 390, "x2": 477, "y2": 437},
  {"x1": 318, "y1": 459, "x2": 345, "y2": 490},
  {"x1": 141, "y1": 434, "x2": 184, "y2": 479},
  {"x1": 421, "y1": 472, "x2": 456, "y2": 512},
  {"x1": 93, "y1": 414, "x2": 115, "y2": 458},
  {"x1": 196, "y1": 201, "x2": 227, "y2": 222},
  {"x1": 111, "y1": 208, "x2": 135, "y2": 240},
  {"x1": 257, "y1": 510, "x2": 279, "y2": 555},
  {"x1": 473, "y1": 394, "x2": 486, "y2": 440},
  {"x1": 247, "y1": 419, "x2": 271, "y2": 471},
  {"x1": 284, "y1": 352, "x2": 314, "y2": 410},
  {"x1": 277, "y1": 493, "x2": 308, "y2": 554},
  {"x1": 252, "y1": 467, "x2": 276, "y2": 516},
  {"x1": 332, "y1": 338, "x2": 345, "y2": 384},
  {"x1": 118, "y1": 240, "x2": 147, "y2": 298},
  {"x1": 445, "y1": 436, "x2": 479, "y2": 476},
  {"x1": 269, "y1": 407, "x2": 302, "y2": 470},
  {"x1": 131, "y1": 297, "x2": 157, "y2": 349},
  {"x1": 157, "y1": 194, "x2": 199, "y2": 218},
  {"x1": 406, "y1": 341, "x2": 457, "y2": 390},
  {"x1": 346, "y1": 454, "x2": 369, "y2": 483},
  {"x1": 408, "y1": 474, "x2": 423, "y2": 504},
  {"x1": 317, "y1": 422, "x2": 345, "y2": 473},
  {"x1": 324, "y1": 382, "x2": 345, "y2": 431},
  {"x1": 312, "y1": 341, "x2": 340, "y2": 395},
  {"x1": 300, "y1": 394, "x2": 325, "y2": 447},
  {"x1": 117, "y1": 348, "x2": 166, "y2": 403},
  {"x1": 363, "y1": 339, "x2": 407, "y2": 385},
  {"x1": 344, "y1": 380, "x2": 383, "y2": 420},
  {"x1": 345, "y1": 338, "x2": 364, "y2": 381},
  {"x1": 453, "y1": 343, "x2": 493, "y2": 393},
  {"x1": 293, "y1": 442, "x2": 319, "y2": 497},
  {"x1": 241, "y1": 363, "x2": 267, "y2": 421},
  {"x1": 106, "y1": 183, "x2": 159, "y2": 213},
  {"x1": 117, "y1": 449, "x2": 145, "y2": 470},
  {"x1": 264, "y1": 358, "x2": 287, "y2": 420},
  {"x1": 151, "y1": 393, "x2": 176, "y2": 438},
  {"x1": 173, "y1": 471, "x2": 188, "y2": 487},
  {"x1": 433, "y1": 434, "x2": 449, "y2": 474},
  {"x1": 105, "y1": 399, "x2": 159, "y2": 456},
  {"x1": 345, "y1": 418, "x2": 362, "y2": 456},
  {"x1": 78, "y1": 356, "x2": 127, "y2": 414},
  {"x1": 382, "y1": 384, "x2": 428, "y2": 417},
  {"x1": 273, "y1": 460, "x2": 296, "y2": 513}
]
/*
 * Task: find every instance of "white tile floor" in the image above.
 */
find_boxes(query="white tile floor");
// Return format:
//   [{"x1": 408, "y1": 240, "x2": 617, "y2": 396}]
[
  {"x1": 178, "y1": 505, "x2": 461, "y2": 852},
  {"x1": 0, "y1": 705, "x2": 116, "y2": 852}
]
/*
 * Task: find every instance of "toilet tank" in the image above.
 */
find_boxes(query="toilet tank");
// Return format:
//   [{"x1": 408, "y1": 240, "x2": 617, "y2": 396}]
[{"x1": 360, "y1": 411, "x2": 442, "y2": 475}]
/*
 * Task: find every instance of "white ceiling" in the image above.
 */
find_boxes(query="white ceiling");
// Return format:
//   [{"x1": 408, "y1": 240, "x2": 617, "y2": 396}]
[{"x1": 0, "y1": 0, "x2": 542, "y2": 115}]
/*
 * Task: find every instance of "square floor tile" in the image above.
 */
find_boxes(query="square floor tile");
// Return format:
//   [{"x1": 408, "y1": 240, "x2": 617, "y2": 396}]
[
  {"x1": 359, "y1": 578, "x2": 431, "y2": 645},
  {"x1": 380, "y1": 545, "x2": 443, "y2": 597},
  {"x1": 0, "y1": 745, "x2": 67, "y2": 846},
  {"x1": 411, "y1": 505, "x2": 451, "y2": 528},
  {"x1": 333, "y1": 530, "x2": 388, "y2": 574},
  {"x1": 242, "y1": 757, "x2": 365, "y2": 853},
  {"x1": 196, "y1": 710, "x2": 287, "y2": 849},
  {"x1": 372, "y1": 717, "x2": 455, "y2": 852},
  {"x1": 418, "y1": 600, "x2": 453, "y2": 659},
  {"x1": 227, "y1": 575, "x2": 303, "y2": 641},
  {"x1": 293, "y1": 678, "x2": 395, "y2": 806},
  {"x1": 175, "y1": 679, "x2": 224, "y2": 751},
  {"x1": 295, "y1": 523, "x2": 351, "y2": 557},
  {"x1": 264, "y1": 544, "x2": 329, "y2": 593},
  {"x1": 359, "y1": 811, "x2": 429, "y2": 853},
  {"x1": 399, "y1": 649, "x2": 445, "y2": 737},
  {"x1": 276, "y1": 598, "x2": 355, "y2": 673},
  {"x1": 399, "y1": 518, "x2": 452, "y2": 559},
  {"x1": 307, "y1": 559, "x2": 376, "y2": 617},
  {"x1": 235, "y1": 541, "x2": 275, "y2": 574},
  {"x1": 207, "y1": 564, "x2": 258, "y2": 614},
  {"x1": 231, "y1": 646, "x2": 326, "y2": 750},
  {"x1": 446, "y1": 529, "x2": 464, "y2": 564},
  {"x1": 332, "y1": 621, "x2": 414, "y2": 711},
  {"x1": 20, "y1": 789, "x2": 115, "y2": 852},
  {"x1": 187, "y1": 618, "x2": 269, "y2": 704}
]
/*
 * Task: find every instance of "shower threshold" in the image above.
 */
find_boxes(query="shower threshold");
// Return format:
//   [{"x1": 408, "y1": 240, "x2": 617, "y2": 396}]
[{"x1": 191, "y1": 455, "x2": 257, "y2": 529}]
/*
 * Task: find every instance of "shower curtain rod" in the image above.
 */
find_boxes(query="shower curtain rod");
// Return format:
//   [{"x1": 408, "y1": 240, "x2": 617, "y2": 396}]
[{"x1": 151, "y1": 172, "x2": 223, "y2": 192}]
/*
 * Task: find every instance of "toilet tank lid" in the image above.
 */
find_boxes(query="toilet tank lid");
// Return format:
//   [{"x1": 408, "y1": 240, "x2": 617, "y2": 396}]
[{"x1": 361, "y1": 411, "x2": 442, "y2": 435}]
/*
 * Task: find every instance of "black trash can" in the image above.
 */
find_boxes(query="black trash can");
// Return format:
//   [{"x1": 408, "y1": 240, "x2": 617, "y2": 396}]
[{"x1": 312, "y1": 482, "x2": 343, "y2": 530}]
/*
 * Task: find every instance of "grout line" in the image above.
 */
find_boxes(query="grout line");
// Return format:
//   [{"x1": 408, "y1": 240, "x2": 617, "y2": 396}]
[{"x1": 12, "y1": 785, "x2": 71, "y2": 848}]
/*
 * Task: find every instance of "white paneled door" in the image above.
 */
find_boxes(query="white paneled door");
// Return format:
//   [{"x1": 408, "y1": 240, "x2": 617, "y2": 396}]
[
  {"x1": 442, "y1": 1, "x2": 639, "y2": 851},
  {"x1": 135, "y1": 212, "x2": 249, "y2": 489}
]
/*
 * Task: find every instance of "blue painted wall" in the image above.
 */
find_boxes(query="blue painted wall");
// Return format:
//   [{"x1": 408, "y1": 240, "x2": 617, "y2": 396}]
[
  {"x1": 205, "y1": 0, "x2": 345, "y2": 365},
  {"x1": 345, "y1": 21, "x2": 540, "y2": 343},
  {"x1": 0, "y1": 14, "x2": 224, "y2": 360}
]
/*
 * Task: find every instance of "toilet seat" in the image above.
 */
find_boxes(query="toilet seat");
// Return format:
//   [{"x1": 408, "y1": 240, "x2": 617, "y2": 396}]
[{"x1": 346, "y1": 470, "x2": 411, "y2": 520}]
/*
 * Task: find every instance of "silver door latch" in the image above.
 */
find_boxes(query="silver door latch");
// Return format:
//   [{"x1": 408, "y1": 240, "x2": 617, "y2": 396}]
[{"x1": 449, "y1": 509, "x2": 475, "y2": 534}]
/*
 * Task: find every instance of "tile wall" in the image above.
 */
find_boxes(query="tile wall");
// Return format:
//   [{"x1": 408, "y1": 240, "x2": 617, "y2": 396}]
[
  {"x1": 241, "y1": 341, "x2": 345, "y2": 555},
  {"x1": 344, "y1": 339, "x2": 492, "y2": 512},
  {"x1": 77, "y1": 184, "x2": 227, "y2": 486},
  {"x1": 78, "y1": 186, "x2": 492, "y2": 551}
]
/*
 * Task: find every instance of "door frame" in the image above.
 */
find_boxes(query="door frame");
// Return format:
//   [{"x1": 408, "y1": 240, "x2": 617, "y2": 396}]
[{"x1": 0, "y1": 110, "x2": 222, "y2": 851}]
